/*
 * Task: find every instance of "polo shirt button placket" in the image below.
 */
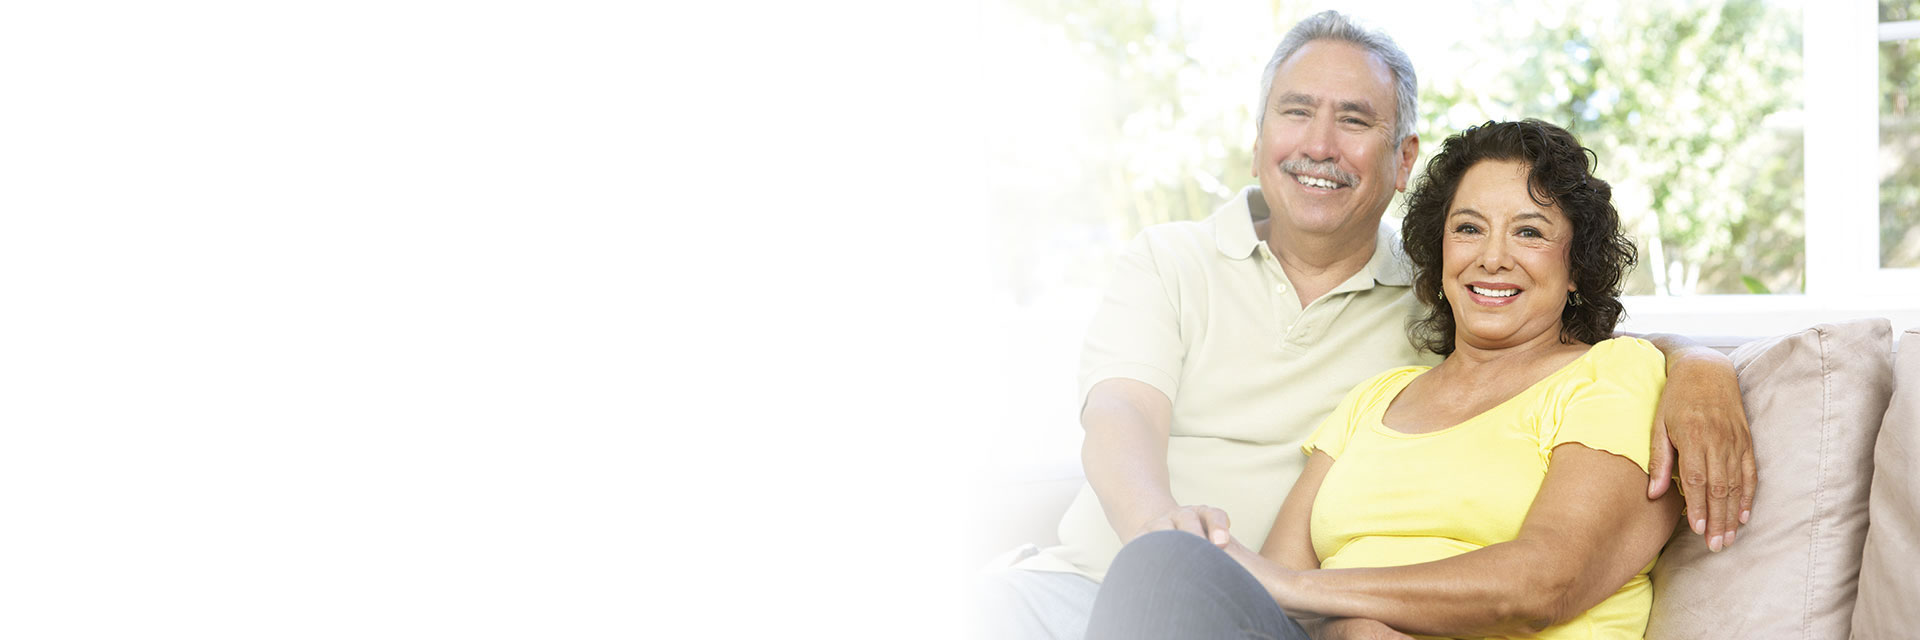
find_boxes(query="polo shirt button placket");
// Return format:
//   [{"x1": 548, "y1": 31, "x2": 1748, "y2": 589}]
[
  {"x1": 1272, "y1": 280, "x2": 1294, "y2": 346},
  {"x1": 1290, "y1": 295, "x2": 1315, "y2": 343}
]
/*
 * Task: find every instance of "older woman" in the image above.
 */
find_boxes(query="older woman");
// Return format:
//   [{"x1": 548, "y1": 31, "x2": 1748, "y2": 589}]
[{"x1": 1084, "y1": 120, "x2": 1683, "y2": 640}]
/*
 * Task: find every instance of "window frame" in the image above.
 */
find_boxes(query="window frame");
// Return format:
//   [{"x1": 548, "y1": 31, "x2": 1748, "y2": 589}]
[{"x1": 1621, "y1": 4, "x2": 1920, "y2": 335}]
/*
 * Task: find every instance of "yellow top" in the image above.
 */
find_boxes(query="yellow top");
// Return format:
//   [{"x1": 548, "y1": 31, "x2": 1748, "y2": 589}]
[{"x1": 1304, "y1": 337, "x2": 1665, "y2": 640}]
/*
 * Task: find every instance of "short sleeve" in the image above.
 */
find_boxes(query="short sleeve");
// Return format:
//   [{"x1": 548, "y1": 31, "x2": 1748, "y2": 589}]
[
  {"x1": 1303, "y1": 369, "x2": 1400, "y2": 460},
  {"x1": 1542, "y1": 338, "x2": 1667, "y2": 474},
  {"x1": 1078, "y1": 231, "x2": 1186, "y2": 407}
]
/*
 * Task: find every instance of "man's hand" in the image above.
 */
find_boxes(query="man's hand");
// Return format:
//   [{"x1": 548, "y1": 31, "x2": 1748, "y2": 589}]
[
  {"x1": 1648, "y1": 351, "x2": 1756, "y2": 552},
  {"x1": 1305, "y1": 618, "x2": 1415, "y2": 640},
  {"x1": 1131, "y1": 505, "x2": 1231, "y2": 547}
]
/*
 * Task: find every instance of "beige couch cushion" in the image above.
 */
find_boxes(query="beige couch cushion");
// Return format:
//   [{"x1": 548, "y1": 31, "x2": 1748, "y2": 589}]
[
  {"x1": 1647, "y1": 318, "x2": 1893, "y2": 639},
  {"x1": 1851, "y1": 327, "x2": 1920, "y2": 639}
]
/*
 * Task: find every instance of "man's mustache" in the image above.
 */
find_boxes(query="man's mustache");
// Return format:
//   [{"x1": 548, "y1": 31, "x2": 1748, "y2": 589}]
[{"x1": 1279, "y1": 158, "x2": 1358, "y2": 187}]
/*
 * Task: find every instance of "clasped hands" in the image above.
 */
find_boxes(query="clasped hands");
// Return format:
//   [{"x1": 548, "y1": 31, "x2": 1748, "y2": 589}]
[
  {"x1": 1130, "y1": 504, "x2": 1234, "y2": 546},
  {"x1": 1129, "y1": 506, "x2": 1412, "y2": 640}
]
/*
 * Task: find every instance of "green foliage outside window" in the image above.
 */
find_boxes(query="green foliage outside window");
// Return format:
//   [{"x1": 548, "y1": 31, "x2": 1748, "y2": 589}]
[
  {"x1": 1881, "y1": 0, "x2": 1920, "y2": 267},
  {"x1": 1006, "y1": 0, "x2": 1807, "y2": 295}
]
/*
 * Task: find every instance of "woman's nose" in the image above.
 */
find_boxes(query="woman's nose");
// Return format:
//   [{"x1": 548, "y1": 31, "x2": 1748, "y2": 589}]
[{"x1": 1477, "y1": 239, "x2": 1512, "y2": 271}]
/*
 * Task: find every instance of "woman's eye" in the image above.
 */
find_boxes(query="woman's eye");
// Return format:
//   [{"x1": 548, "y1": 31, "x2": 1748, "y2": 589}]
[
  {"x1": 1453, "y1": 224, "x2": 1479, "y2": 234},
  {"x1": 1517, "y1": 227, "x2": 1542, "y2": 238}
]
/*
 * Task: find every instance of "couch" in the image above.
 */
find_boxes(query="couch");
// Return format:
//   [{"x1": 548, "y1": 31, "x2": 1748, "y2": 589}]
[{"x1": 980, "y1": 318, "x2": 1919, "y2": 639}]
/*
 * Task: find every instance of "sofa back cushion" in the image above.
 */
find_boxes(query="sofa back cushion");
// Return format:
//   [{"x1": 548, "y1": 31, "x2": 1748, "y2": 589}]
[
  {"x1": 1647, "y1": 318, "x2": 1893, "y2": 639},
  {"x1": 1850, "y1": 327, "x2": 1920, "y2": 639}
]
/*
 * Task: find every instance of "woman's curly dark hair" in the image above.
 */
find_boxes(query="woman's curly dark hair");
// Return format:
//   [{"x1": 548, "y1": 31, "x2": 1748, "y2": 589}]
[{"x1": 1401, "y1": 119, "x2": 1637, "y2": 356}]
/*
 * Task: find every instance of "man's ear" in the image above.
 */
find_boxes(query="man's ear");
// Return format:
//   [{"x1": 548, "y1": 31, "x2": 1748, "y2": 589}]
[
  {"x1": 1395, "y1": 134, "x2": 1420, "y2": 192},
  {"x1": 1250, "y1": 134, "x2": 1262, "y2": 178}
]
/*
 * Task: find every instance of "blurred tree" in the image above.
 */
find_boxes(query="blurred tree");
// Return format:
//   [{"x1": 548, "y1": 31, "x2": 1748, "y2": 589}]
[
  {"x1": 1881, "y1": 0, "x2": 1920, "y2": 267},
  {"x1": 1009, "y1": 0, "x2": 1807, "y2": 295},
  {"x1": 1004, "y1": 0, "x2": 1296, "y2": 232},
  {"x1": 1424, "y1": 0, "x2": 1804, "y2": 295}
]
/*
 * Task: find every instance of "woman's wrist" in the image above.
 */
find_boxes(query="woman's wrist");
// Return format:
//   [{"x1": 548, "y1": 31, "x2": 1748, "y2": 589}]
[{"x1": 1223, "y1": 541, "x2": 1299, "y2": 607}]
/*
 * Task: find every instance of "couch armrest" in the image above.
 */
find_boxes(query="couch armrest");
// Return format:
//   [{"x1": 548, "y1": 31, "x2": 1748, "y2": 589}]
[{"x1": 967, "y1": 466, "x2": 1084, "y2": 567}]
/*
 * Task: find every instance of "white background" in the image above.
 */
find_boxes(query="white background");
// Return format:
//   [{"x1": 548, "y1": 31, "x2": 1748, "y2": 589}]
[
  {"x1": 3, "y1": 1, "x2": 1908, "y2": 638},
  {"x1": 1, "y1": 1, "x2": 992, "y2": 637}
]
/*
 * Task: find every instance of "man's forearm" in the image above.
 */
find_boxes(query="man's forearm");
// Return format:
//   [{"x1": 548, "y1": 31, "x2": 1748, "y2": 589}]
[{"x1": 1080, "y1": 405, "x2": 1177, "y2": 539}]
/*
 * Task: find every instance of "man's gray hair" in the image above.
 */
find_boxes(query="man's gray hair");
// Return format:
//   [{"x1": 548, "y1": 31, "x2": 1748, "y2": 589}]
[{"x1": 1256, "y1": 10, "x2": 1418, "y2": 145}]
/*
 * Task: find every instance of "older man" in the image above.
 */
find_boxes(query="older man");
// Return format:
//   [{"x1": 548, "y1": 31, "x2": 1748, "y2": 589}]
[{"x1": 978, "y1": 11, "x2": 1755, "y2": 640}]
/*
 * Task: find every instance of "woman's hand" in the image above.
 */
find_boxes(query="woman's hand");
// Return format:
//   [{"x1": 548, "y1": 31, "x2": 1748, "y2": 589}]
[
  {"x1": 1649, "y1": 348, "x2": 1755, "y2": 552},
  {"x1": 1633, "y1": 334, "x2": 1757, "y2": 551},
  {"x1": 1305, "y1": 618, "x2": 1416, "y2": 640},
  {"x1": 1220, "y1": 537, "x2": 1307, "y2": 609},
  {"x1": 1217, "y1": 540, "x2": 1411, "y2": 640}
]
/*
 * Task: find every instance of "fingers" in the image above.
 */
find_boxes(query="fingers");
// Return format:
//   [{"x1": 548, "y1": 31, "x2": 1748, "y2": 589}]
[
  {"x1": 1705, "y1": 448, "x2": 1740, "y2": 552},
  {"x1": 1356, "y1": 621, "x2": 1414, "y2": 640},
  {"x1": 1680, "y1": 440, "x2": 1751, "y2": 552},
  {"x1": 1328, "y1": 618, "x2": 1413, "y2": 640},
  {"x1": 1143, "y1": 505, "x2": 1233, "y2": 547},
  {"x1": 1170, "y1": 508, "x2": 1206, "y2": 539},
  {"x1": 1647, "y1": 419, "x2": 1675, "y2": 499},
  {"x1": 1199, "y1": 506, "x2": 1231, "y2": 547},
  {"x1": 1319, "y1": 618, "x2": 1359, "y2": 640},
  {"x1": 1680, "y1": 446, "x2": 1709, "y2": 540},
  {"x1": 1706, "y1": 421, "x2": 1758, "y2": 551},
  {"x1": 1740, "y1": 449, "x2": 1757, "y2": 525}
]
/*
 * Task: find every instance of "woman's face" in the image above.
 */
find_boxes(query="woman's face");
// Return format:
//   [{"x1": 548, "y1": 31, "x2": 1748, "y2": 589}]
[{"x1": 1441, "y1": 160, "x2": 1576, "y2": 351}]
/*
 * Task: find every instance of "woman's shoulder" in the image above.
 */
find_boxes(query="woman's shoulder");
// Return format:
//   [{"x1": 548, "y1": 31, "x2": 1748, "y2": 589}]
[
  {"x1": 1552, "y1": 337, "x2": 1666, "y2": 396},
  {"x1": 1584, "y1": 336, "x2": 1665, "y2": 371}
]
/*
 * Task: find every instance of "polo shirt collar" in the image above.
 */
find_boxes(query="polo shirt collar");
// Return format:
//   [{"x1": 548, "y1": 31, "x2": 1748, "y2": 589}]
[
  {"x1": 1212, "y1": 186, "x2": 1413, "y2": 288},
  {"x1": 1212, "y1": 186, "x2": 1267, "y2": 259}
]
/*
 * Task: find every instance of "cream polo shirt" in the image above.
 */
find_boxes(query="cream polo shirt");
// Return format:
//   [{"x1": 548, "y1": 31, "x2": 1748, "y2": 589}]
[{"x1": 1015, "y1": 186, "x2": 1441, "y2": 581}]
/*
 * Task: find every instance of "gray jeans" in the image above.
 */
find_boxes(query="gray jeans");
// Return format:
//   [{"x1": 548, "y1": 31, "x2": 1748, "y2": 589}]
[{"x1": 1084, "y1": 531, "x2": 1311, "y2": 640}]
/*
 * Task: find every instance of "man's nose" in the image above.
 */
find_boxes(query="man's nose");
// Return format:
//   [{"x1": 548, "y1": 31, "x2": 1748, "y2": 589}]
[{"x1": 1299, "y1": 114, "x2": 1337, "y2": 162}]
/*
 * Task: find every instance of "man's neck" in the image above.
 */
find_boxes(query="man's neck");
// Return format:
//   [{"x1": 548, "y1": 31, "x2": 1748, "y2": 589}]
[{"x1": 1261, "y1": 221, "x2": 1379, "y2": 306}]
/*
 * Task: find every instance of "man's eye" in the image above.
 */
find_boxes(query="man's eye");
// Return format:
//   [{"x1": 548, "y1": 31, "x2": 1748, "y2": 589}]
[{"x1": 1342, "y1": 117, "x2": 1368, "y2": 126}]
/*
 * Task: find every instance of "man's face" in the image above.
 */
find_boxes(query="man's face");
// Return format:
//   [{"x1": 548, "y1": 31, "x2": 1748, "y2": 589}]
[{"x1": 1252, "y1": 40, "x2": 1417, "y2": 242}]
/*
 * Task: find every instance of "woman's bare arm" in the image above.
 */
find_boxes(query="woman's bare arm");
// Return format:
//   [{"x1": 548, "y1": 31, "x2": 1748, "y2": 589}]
[
  {"x1": 1259, "y1": 450, "x2": 1334, "y2": 570},
  {"x1": 1226, "y1": 443, "x2": 1681, "y2": 637}
]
